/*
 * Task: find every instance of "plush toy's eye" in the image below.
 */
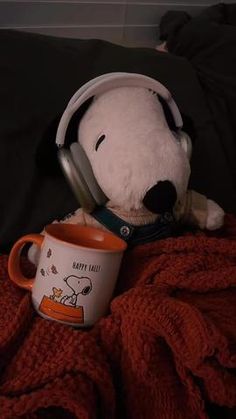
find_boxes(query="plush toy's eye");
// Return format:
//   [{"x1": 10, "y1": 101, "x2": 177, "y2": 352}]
[{"x1": 95, "y1": 134, "x2": 106, "y2": 151}]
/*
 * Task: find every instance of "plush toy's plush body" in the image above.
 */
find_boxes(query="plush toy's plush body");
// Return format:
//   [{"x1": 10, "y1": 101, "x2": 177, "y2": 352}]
[{"x1": 29, "y1": 79, "x2": 224, "y2": 264}]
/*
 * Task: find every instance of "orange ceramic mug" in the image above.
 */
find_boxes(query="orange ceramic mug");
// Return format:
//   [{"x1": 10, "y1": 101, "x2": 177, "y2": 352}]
[{"x1": 8, "y1": 224, "x2": 127, "y2": 327}]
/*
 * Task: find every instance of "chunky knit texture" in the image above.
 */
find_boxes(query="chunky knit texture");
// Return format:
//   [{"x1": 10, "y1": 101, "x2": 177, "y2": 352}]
[{"x1": 1, "y1": 215, "x2": 236, "y2": 419}]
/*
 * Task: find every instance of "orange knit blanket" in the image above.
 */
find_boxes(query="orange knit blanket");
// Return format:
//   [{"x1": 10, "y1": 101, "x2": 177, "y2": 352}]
[{"x1": 1, "y1": 216, "x2": 236, "y2": 419}]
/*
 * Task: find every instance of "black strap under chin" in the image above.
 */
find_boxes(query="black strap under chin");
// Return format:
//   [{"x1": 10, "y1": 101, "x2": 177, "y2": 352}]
[{"x1": 90, "y1": 206, "x2": 176, "y2": 246}]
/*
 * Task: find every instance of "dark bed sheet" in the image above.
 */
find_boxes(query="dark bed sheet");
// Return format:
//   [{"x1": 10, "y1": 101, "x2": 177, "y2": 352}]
[{"x1": 0, "y1": 28, "x2": 229, "y2": 252}]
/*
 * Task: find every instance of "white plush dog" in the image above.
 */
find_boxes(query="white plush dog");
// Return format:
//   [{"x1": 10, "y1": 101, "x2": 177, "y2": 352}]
[{"x1": 29, "y1": 84, "x2": 224, "y2": 264}]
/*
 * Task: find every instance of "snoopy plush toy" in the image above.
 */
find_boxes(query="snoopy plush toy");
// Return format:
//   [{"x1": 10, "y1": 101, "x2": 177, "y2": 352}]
[{"x1": 29, "y1": 72, "x2": 224, "y2": 264}]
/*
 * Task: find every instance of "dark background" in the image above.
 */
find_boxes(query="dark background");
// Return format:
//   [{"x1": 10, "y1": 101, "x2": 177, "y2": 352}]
[{"x1": 1, "y1": 6, "x2": 235, "y2": 252}]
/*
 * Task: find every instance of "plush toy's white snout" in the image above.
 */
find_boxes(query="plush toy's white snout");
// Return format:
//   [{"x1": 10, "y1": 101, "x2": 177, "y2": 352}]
[{"x1": 79, "y1": 87, "x2": 191, "y2": 213}]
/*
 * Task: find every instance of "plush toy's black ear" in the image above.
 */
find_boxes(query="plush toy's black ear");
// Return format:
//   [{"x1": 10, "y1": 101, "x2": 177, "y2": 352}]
[
  {"x1": 35, "y1": 97, "x2": 94, "y2": 176},
  {"x1": 180, "y1": 114, "x2": 196, "y2": 144},
  {"x1": 158, "y1": 94, "x2": 177, "y2": 132},
  {"x1": 157, "y1": 94, "x2": 195, "y2": 142},
  {"x1": 35, "y1": 114, "x2": 62, "y2": 176}
]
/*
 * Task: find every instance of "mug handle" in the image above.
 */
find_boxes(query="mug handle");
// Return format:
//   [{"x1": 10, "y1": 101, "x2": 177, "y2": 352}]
[{"x1": 8, "y1": 234, "x2": 44, "y2": 290}]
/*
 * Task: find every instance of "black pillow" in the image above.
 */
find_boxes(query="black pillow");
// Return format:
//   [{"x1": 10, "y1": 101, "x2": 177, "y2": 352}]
[{"x1": 0, "y1": 29, "x2": 211, "y2": 252}]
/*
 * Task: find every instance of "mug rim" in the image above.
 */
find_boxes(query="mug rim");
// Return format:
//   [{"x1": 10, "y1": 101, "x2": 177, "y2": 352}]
[{"x1": 45, "y1": 223, "x2": 127, "y2": 253}]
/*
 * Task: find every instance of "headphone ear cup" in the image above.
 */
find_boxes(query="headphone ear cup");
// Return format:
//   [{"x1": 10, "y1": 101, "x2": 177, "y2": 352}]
[
  {"x1": 70, "y1": 142, "x2": 108, "y2": 206},
  {"x1": 58, "y1": 148, "x2": 97, "y2": 212},
  {"x1": 178, "y1": 130, "x2": 192, "y2": 160}
]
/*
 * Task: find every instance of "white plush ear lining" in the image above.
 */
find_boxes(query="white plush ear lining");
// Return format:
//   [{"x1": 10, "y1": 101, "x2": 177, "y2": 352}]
[{"x1": 179, "y1": 131, "x2": 192, "y2": 160}]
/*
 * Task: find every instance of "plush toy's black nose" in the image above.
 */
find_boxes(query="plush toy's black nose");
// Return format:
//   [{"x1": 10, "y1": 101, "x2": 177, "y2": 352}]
[{"x1": 143, "y1": 180, "x2": 177, "y2": 214}]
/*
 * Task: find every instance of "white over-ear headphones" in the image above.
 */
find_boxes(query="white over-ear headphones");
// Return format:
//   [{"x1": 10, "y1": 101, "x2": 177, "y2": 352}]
[{"x1": 56, "y1": 72, "x2": 192, "y2": 212}]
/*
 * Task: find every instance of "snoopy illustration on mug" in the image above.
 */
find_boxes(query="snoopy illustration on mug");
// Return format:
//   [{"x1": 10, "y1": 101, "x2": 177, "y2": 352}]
[
  {"x1": 39, "y1": 274, "x2": 92, "y2": 324},
  {"x1": 61, "y1": 275, "x2": 92, "y2": 306}
]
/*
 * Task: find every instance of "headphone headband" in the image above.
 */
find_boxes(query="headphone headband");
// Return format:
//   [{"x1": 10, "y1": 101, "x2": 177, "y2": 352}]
[{"x1": 55, "y1": 72, "x2": 183, "y2": 148}]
